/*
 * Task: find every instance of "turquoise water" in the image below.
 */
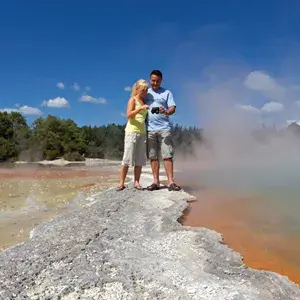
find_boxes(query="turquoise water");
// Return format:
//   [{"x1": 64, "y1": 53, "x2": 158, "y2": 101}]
[
  {"x1": 180, "y1": 162, "x2": 300, "y2": 237},
  {"x1": 178, "y1": 160, "x2": 300, "y2": 281}
]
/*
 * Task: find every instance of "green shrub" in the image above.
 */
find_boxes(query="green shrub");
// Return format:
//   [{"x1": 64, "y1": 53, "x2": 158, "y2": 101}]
[
  {"x1": 63, "y1": 151, "x2": 85, "y2": 161},
  {"x1": 45, "y1": 149, "x2": 60, "y2": 161}
]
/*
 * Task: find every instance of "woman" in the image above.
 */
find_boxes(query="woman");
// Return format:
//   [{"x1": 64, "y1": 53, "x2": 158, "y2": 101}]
[{"x1": 117, "y1": 79, "x2": 149, "y2": 191}]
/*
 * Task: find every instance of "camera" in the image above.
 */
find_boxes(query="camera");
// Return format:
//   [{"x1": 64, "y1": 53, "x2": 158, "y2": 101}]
[{"x1": 151, "y1": 107, "x2": 160, "y2": 114}]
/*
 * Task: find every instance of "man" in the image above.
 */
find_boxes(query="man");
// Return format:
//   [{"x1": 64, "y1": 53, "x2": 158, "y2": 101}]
[{"x1": 144, "y1": 69, "x2": 181, "y2": 191}]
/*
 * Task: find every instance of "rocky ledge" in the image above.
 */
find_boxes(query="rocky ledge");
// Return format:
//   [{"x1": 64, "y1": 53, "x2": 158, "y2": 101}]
[{"x1": 0, "y1": 177, "x2": 299, "y2": 299}]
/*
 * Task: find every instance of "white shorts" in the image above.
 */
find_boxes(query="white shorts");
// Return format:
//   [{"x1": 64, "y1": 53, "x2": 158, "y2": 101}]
[{"x1": 121, "y1": 132, "x2": 147, "y2": 166}]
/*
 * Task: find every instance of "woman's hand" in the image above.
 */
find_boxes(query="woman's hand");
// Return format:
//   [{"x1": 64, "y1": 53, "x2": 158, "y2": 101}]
[
  {"x1": 140, "y1": 104, "x2": 149, "y2": 111},
  {"x1": 127, "y1": 99, "x2": 149, "y2": 118}
]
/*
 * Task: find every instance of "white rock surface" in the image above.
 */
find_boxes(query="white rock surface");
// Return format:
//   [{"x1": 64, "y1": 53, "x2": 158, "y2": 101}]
[{"x1": 0, "y1": 174, "x2": 299, "y2": 299}]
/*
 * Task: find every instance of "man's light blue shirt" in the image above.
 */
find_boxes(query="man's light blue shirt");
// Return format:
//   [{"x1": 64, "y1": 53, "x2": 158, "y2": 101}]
[{"x1": 145, "y1": 87, "x2": 176, "y2": 131}]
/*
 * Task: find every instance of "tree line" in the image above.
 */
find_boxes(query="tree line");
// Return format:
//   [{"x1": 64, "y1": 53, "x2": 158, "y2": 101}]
[{"x1": 0, "y1": 112, "x2": 204, "y2": 162}]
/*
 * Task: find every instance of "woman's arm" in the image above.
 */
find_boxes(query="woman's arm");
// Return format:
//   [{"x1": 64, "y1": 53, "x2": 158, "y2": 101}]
[{"x1": 126, "y1": 98, "x2": 148, "y2": 118}]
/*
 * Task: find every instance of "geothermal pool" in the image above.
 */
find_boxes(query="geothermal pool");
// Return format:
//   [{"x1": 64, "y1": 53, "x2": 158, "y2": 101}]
[{"x1": 178, "y1": 161, "x2": 300, "y2": 284}]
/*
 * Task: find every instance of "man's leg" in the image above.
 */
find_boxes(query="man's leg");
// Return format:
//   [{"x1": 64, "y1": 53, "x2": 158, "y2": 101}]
[
  {"x1": 150, "y1": 159, "x2": 160, "y2": 185},
  {"x1": 163, "y1": 158, "x2": 174, "y2": 185},
  {"x1": 133, "y1": 165, "x2": 142, "y2": 188},
  {"x1": 160, "y1": 130, "x2": 181, "y2": 191},
  {"x1": 147, "y1": 131, "x2": 160, "y2": 190}
]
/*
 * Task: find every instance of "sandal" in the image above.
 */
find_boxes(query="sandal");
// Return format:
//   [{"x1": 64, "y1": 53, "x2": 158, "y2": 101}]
[
  {"x1": 117, "y1": 185, "x2": 126, "y2": 191},
  {"x1": 147, "y1": 183, "x2": 159, "y2": 191},
  {"x1": 168, "y1": 183, "x2": 181, "y2": 191},
  {"x1": 134, "y1": 185, "x2": 143, "y2": 190}
]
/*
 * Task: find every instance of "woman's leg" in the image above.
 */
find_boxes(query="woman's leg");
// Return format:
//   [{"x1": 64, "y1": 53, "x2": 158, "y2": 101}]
[
  {"x1": 133, "y1": 134, "x2": 146, "y2": 189},
  {"x1": 118, "y1": 165, "x2": 129, "y2": 189},
  {"x1": 117, "y1": 132, "x2": 135, "y2": 190}
]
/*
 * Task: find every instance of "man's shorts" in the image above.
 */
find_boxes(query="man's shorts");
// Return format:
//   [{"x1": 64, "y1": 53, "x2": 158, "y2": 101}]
[
  {"x1": 147, "y1": 130, "x2": 174, "y2": 160},
  {"x1": 121, "y1": 132, "x2": 147, "y2": 166}
]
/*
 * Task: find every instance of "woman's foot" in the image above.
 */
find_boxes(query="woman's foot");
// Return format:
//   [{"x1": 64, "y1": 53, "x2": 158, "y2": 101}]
[
  {"x1": 134, "y1": 184, "x2": 143, "y2": 190},
  {"x1": 117, "y1": 185, "x2": 126, "y2": 191}
]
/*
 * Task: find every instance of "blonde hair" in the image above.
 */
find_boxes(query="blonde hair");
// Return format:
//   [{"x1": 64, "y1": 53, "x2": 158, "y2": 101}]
[{"x1": 130, "y1": 79, "x2": 148, "y2": 98}]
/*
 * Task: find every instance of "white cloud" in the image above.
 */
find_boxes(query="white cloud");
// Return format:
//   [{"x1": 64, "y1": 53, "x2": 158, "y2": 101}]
[
  {"x1": 236, "y1": 102, "x2": 284, "y2": 115},
  {"x1": 1, "y1": 106, "x2": 43, "y2": 115},
  {"x1": 42, "y1": 97, "x2": 69, "y2": 108},
  {"x1": 85, "y1": 86, "x2": 91, "y2": 91},
  {"x1": 56, "y1": 82, "x2": 65, "y2": 89},
  {"x1": 120, "y1": 112, "x2": 126, "y2": 118},
  {"x1": 261, "y1": 101, "x2": 284, "y2": 113},
  {"x1": 19, "y1": 106, "x2": 43, "y2": 115},
  {"x1": 124, "y1": 86, "x2": 132, "y2": 92},
  {"x1": 0, "y1": 108, "x2": 18, "y2": 113},
  {"x1": 79, "y1": 95, "x2": 107, "y2": 104},
  {"x1": 71, "y1": 83, "x2": 80, "y2": 91},
  {"x1": 236, "y1": 104, "x2": 261, "y2": 114},
  {"x1": 244, "y1": 71, "x2": 281, "y2": 92},
  {"x1": 243, "y1": 71, "x2": 286, "y2": 103},
  {"x1": 287, "y1": 120, "x2": 298, "y2": 125}
]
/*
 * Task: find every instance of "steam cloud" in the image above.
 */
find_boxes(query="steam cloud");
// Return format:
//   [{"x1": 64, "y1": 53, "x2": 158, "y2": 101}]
[{"x1": 171, "y1": 24, "x2": 300, "y2": 175}]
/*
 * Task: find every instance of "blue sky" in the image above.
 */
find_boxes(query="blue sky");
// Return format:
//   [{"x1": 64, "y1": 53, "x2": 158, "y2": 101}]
[{"x1": 1, "y1": 0, "x2": 300, "y2": 128}]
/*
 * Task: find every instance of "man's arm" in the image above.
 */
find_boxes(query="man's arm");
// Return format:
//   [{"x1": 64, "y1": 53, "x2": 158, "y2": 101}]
[
  {"x1": 159, "y1": 90, "x2": 176, "y2": 115},
  {"x1": 161, "y1": 105, "x2": 176, "y2": 115}
]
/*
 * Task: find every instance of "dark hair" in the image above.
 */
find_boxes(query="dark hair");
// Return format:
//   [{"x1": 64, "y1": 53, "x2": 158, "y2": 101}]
[{"x1": 150, "y1": 69, "x2": 163, "y2": 78}]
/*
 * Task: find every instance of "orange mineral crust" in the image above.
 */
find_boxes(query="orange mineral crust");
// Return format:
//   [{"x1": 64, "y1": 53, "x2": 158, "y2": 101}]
[
  {"x1": 180, "y1": 188, "x2": 300, "y2": 285},
  {"x1": 0, "y1": 168, "x2": 116, "y2": 179}
]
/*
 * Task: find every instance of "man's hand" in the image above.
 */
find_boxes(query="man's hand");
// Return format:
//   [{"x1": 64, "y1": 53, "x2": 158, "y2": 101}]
[
  {"x1": 159, "y1": 106, "x2": 176, "y2": 115},
  {"x1": 159, "y1": 107, "x2": 167, "y2": 114}
]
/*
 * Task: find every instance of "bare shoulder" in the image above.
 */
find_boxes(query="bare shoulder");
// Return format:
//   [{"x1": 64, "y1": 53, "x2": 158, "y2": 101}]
[
  {"x1": 128, "y1": 97, "x2": 135, "y2": 103},
  {"x1": 127, "y1": 97, "x2": 135, "y2": 109},
  {"x1": 127, "y1": 97, "x2": 135, "y2": 104}
]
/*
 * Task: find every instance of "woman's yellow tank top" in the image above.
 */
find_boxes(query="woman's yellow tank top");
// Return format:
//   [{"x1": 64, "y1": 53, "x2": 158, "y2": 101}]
[{"x1": 125, "y1": 98, "x2": 147, "y2": 134}]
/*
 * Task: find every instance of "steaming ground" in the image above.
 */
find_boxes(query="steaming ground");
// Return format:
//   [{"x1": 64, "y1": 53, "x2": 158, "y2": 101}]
[
  {"x1": 0, "y1": 161, "x2": 120, "y2": 250},
  {"x1": 0, "y1": 171, "x2": 299, "y2": 299}
]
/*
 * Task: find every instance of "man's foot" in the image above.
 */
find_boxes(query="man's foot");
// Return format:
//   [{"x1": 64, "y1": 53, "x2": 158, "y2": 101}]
[
  {"x1": 168, "y1": 183, "x2": 181, "y2": 191},
  {"x1": 146, "y1": 183, "x2": 160, "y2": 191}
]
